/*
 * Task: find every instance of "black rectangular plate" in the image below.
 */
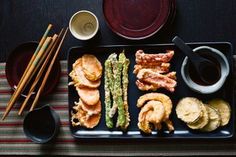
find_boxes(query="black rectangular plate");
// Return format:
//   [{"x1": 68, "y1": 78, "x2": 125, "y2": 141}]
[{"x1": 67, "y1": 42, "x2": 234, "y2": 140}]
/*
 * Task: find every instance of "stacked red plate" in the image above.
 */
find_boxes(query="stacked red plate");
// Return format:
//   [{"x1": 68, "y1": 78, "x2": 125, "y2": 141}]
[{"x1": 103, "y1": 0, "x2": 176, "y2": 40}]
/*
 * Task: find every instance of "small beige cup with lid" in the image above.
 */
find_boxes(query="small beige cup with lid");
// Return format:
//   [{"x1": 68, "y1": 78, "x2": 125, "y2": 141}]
[{"x1": 69, "y1": 10, "x2": 99, "y2": 40}]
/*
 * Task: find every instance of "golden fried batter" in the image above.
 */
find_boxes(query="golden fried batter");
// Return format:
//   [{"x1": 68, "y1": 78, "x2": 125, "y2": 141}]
[
  {"x1": 71, "y1": 105, "x2": 87, "y2": 127},
  {"x1": 137, "y1": 93, "x2": 172, "y2": 120},
  {"x1": 69, "y1": 58, "x2": 101, "y2": 88},
  {"x1": 82, "y1": 54, "x2": 103, "y2": 81},
  {"x1": 80, "y1": 114, "x2": 101, "y2": 129},
  {"x1": 138, "y1": 100, "x2": 165, "y2": 134},
  {"x1": 76, "y1": 87, "x2": 100, "y2": 106},
  {"x1": 75, "y1": 99, "x2": 102, "y2": 115}
]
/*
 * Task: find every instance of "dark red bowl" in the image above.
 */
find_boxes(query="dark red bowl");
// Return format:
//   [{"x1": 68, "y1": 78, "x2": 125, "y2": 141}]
[
  {"x1": 103, "y1": 0, "x2": 172, "y2": 40},
  {"x1": 5, "y1": 42, "x2": 61, "y2": 98}
]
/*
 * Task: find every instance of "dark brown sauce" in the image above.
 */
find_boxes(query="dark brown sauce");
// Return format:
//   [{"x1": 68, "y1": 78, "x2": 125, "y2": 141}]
[{"x1": 188, "y1": 51, "x2": 221, "y2": 85}]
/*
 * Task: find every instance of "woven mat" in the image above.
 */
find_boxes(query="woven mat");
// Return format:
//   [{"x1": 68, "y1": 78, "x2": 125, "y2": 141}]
[{"x1": 0, "y1": 61, "x2": 236, "y2": 156}]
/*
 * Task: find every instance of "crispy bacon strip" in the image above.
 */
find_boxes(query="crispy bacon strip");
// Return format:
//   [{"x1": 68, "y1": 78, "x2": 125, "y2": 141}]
[
  {"x1": 133, "y1": 63, "x2": 170, "y2": 74},
  {"x1": 135, "y1": 50, "x2": 174, "y2": 65},
  {"x1": 136, "y1": 69, "x2": 177, "y2": 92}
]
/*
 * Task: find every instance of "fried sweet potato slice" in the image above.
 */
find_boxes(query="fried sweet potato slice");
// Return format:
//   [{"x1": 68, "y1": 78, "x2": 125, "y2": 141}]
[
  {"x1": 82, "y1": 54, "x2": 103, "y2": 81},
  {"x1": 71, "y1": 106, "x2": 87, "y2": 127},
  {"x1": 76, "y1": 87, "x2": 100, "y2": 106},
  {"x1": 69, "y1": 58, "x2": 101, "y2": 88},
  {"x1": 76, "y1": 99, "x2": 101, "y2": 115},
  {"x1": 80, "y1": 114, "x2": 101, "y2": 129}
]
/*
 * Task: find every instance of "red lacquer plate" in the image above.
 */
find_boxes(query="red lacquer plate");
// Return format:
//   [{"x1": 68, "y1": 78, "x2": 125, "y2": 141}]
[{"x1": 103, "y1": 0, "x2": 172, "y2": 40}]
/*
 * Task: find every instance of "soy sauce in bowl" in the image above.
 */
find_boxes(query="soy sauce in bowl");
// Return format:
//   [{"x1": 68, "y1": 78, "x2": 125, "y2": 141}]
[
  {"x1": 181, "y1": 46, "x2": 230, "y2": 94},
  {"x1": 188, "y1": 50, "x2": 221, "y2": 86}
]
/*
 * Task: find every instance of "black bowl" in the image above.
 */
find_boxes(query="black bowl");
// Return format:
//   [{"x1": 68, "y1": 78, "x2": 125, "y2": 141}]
[{"x1": 23, "y1": 105, "x2": 60, "y2": 144}]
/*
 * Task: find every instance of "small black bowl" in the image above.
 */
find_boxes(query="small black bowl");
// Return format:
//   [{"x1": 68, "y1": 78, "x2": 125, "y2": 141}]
[{"x1": 23, "y1": 105, "x2": 60, "y2": 144}]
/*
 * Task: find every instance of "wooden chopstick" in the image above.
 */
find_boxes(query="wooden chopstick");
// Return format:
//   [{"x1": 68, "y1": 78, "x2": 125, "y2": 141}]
[
  {"x1": 18, "y1": 33, "x2": 59, "y2": 115},
  {"x1": 16, "y1": 24, "x2": 52, "y2": 89},
  {"x1": 30, "y1": 28, "x2": 68, "y2": 111},
  {"x1": 1, "y1": 37, "x2": 52, "y2": 120}
]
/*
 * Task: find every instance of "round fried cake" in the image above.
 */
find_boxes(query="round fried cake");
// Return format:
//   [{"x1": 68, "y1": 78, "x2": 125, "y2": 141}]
[{"x1": 176, "y1": 97, "x2": 203, "y2": 124}]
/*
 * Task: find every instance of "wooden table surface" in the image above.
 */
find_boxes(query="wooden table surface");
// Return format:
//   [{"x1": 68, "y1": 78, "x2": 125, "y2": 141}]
[{"x1": 0, "y1": 0, "x2": 236, "y2": 156}]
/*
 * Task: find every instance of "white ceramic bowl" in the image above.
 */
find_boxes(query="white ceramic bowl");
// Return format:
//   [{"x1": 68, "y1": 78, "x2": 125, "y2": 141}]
[
  {"x1": 181, "y1": 46, "x2": 230, "y2": 94},
  {"x1": 69, "y1": 10, "x2": 99, "y2": 40}
]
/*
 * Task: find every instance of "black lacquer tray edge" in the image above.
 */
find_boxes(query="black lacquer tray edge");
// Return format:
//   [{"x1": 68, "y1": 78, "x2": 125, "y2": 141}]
[{"x1": 67, "y1": 42, "x2": 235, "y2": 140}]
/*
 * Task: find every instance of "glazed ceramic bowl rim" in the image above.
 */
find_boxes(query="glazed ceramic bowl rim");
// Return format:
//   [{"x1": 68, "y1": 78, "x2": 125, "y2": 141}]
[
  {"x1": 181, "y1": 46, "x2": 230, "y2": 94},
  {"x1": 5, "y1": 41, "x2": 61, "y2": 98},
  {"x1": 69, "y1": 10, "x2": 99, "y2": 40},
  {"x1": 23, "y1": 105, "x2": 60, "y2": 144}
]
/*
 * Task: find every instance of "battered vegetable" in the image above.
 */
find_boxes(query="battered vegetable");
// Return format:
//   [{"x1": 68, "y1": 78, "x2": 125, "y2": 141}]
[
  {"x1": 104, "y1": 59, "x2": 113, "y2": 128},
  {"x1": 119, "y1": 52, "x2": 130, "y2": 129},
  {"x1": 115, "y1": 60, "x2": 125, "y2": 128},
  {"x1": 104, "y1": 52, "x2": 130, "y2": 130},
  {"x1": 108, "y1": 54, "x2": 118, "y2": 118}
]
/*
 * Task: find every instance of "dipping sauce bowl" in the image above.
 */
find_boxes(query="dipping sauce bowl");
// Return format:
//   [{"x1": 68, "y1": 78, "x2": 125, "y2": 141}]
[
  {"x1": 181, "y1": 46, "x2": 230, "y2": 94},
  {"x1": 23, "y1": 105, "x2": 60, "y2": 144}
]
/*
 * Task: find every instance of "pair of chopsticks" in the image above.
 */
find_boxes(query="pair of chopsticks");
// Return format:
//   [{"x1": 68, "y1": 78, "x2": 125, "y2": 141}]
[{"x1": 2, "y1": 24, "x2": 68, "y2": 120}]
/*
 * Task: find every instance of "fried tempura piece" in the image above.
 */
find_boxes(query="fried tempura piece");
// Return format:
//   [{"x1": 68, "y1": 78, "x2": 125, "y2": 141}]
[
  {"x1": 75, "y1": 99, "x2": 101, "y2": 115},
  {"x1": 69, "y1": 58, "x2": 101, "y2": 88},
  {"x1": 137, "y1": 93, "x2": 172, "y2": 117},
  {"x1": 133, "y1": 63, "x2": 170, "y2": 74},
  {"x1": 104, "y1": 59, "x2": 114, "y2": 128},
  {"x1": 176, "y1": 97, "x2": 203, "y2": 124},
  {"x1": 71, "y1": 105, "x2": 87, "y2": 127},
  {"x1": 200, "y1": 105, "x2": 221, "y2": 132},
  {"x1": 119, "y1": 52, "x2": 130, "y2": 130},
  {"x1": 82, "y1": 54, "x2": 103, "y2": 81},
  {"x1": 135, "y1": 50, "x2": 174, "y2": 65},
  {"x1": 71, "y1": 100, "x2": 101, "y2": 128},
  {"x1": 138, "y1": 101, "x2": 165, "y2": 134},
  {"x1": 137, "y1": 93, "x2": 174, "y2": 131},
  {"x1": 137, "y1": 69, "x2": 177, "y2": 92},
  {"x1": 187, "y1": 103, "x2": 209, "y2": 129},
  {"x1": 108, "y1": 53, "x2": 118, "y2": 118},
  {"x1": 145, "y1": 101, "x2": 165, "y2": 124},
  {"x1": 76, "y1": 87, "x2": 100, "y2": 106},
  {"x1": 80, "y1": 114, "x2": 101, "y2": 129},
  {"x1": 208, "y1": 99, "x2": 231, "y2": 126}
]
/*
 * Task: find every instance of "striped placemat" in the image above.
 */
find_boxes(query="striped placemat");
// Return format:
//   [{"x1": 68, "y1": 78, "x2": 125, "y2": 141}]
[{"x1": 0, "y1": 61, "x2": 236, "y2": 156}]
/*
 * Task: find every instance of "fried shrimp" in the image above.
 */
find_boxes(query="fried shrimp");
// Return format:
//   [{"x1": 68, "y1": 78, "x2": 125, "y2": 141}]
[
  {"x1": 137, "y1": 93, "x2": 172, "y2": 120},
  {"x1": 137, "y1": 93, "x2": 174, "y2": 133},
  {"x1": 145, "y1": 101, "x2": 165, "y2": 124},
  {"x1": 138, "y1": 100, "x2": 165, "y2": 134}
]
